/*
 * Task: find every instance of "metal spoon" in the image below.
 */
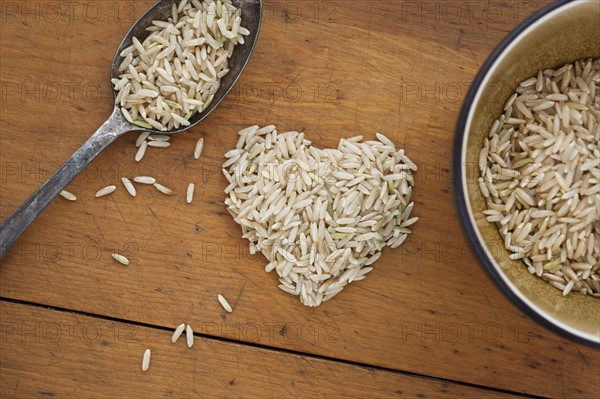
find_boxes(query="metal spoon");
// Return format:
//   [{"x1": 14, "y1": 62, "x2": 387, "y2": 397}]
[{"x1": 0, "y1": 0, "x2": 262, "y2": 259}]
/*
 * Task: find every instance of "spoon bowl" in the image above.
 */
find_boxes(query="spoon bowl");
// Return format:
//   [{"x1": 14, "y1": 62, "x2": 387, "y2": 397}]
[
  {"x1": 0, "y1": 0, "x2": 262, "y2": 258},
  {"x1": 111, "y1": 0, "x2": 263, "y2": 134}
]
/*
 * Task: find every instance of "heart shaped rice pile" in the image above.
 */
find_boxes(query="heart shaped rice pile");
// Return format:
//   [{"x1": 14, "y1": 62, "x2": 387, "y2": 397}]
[{"x1": 223, "y1": 125, "x2": 418, "y2": 306}]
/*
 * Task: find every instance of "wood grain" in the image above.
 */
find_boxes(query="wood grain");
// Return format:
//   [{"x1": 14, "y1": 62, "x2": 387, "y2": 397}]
[
  {"x1": 0, "y1": 301, "x2": 526, "y2": 398},
  {"x1": 1, "y1": 1, "x2": 598, "y2": 398}
]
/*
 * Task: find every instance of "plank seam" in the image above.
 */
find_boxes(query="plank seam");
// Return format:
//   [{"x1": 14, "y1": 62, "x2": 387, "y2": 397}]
[{"x1": 0, "y1": 296, "x2": 548, "y2": 399}]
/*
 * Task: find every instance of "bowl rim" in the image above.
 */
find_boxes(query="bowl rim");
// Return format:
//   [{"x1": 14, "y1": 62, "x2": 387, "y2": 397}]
[{"x1": 453, "y1": 0, "x2": 599, "y2": 348}]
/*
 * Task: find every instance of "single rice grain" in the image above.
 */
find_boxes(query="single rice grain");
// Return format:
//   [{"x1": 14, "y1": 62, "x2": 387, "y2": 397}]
[
  {"x1": 217, "y1": 294, "x2": 233, "y2": 313},
  {"x1": 121, "y1": 177, "x2": 136, "y2": 197},
  {"x1": 186, "y1": 324, "x2": 194, "y2": 348},
  {"x1": 95, "y1": 185, "x2": 116, "y2": 198},
  {"x1": 134, "y1": 176, "x2": 156, "y2": 184},
  {"x1": 60, "y1": 190, "x2": 77, "y2": 201},
  {"x1": 154, "y1": 183, "x2": 174, "y2": 195},
  {"x1": 172, "y1": 323, "x2": 185, "y2": 343},
  {"x1": 194, "y1": 138, "x2": 204, "y2": 159},
  {"x1": 187, "y1": 183, "x2": 195, "y2": 204},
  {"x1": 142, "y1": 349, "x2": 151, "y2": 372},
  {"x1": 135, "y1": 141, "x2": 148, "y2": 162},
  {"x1": 111, "y1": 253, "x2": 129, "y2": 265}
]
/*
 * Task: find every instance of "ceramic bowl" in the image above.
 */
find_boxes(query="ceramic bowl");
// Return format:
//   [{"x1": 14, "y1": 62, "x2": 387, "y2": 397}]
[{"x1": 454, "y1": 0, "x2": 600, "y2": 347}]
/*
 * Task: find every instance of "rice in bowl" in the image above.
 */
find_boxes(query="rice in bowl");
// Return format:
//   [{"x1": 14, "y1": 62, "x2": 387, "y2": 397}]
[{"x1": 478, "y1": 58, "x2": 599, "y2": 297}]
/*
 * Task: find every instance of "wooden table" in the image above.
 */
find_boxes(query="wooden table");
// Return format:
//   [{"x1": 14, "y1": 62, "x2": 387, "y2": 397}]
[{"x1": 1, "y1": 1, "x2": 598, "y2": 398}]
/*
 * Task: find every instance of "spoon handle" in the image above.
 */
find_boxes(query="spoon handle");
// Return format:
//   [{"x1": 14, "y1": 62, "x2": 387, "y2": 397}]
[{"x1": 0, "y1": 106, "x2": 133, "y2": 260}]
